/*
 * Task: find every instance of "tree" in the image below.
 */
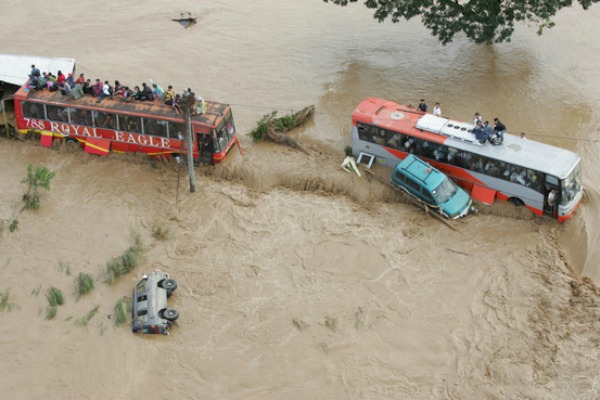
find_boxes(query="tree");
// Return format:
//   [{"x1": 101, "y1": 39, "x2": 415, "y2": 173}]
[{"x1": 323, "y1": 0, "x2": 599, "y2": 44}]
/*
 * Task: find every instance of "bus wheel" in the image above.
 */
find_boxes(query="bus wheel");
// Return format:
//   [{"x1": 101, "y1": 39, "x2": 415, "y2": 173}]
[{"x1": 508, "y1": 197, "x2": 524, "y2": 207}]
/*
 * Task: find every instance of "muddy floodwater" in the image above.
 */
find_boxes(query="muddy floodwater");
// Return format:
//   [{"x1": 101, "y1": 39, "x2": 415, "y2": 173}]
[{"x1": 1, "y1": 1, "x2": 600, "y2": 399}]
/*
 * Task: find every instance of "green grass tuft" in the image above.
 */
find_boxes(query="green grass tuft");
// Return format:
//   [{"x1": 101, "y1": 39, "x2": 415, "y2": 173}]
[
  {"x1": 46, "y1": 305, "x2": 57, "y2": 320},
  {"x1": 9, "y1": 219, "x2": 18, "y2": 233},
  {"x1": 22, "y1": 164, "x2": 55, "y2": 210},
  {"x1": 0, "y1": 289, "x2": 20, "y2": 312},
  {"x1": 75, "y1": 273, "x2": 95, "y2": 299},
  {"x1": 151, "y1": 221, "x2": 169, "y2": 241},
  {"x1": 105, "y1": 235, "x2": 144, "y2": 283},
  {"x1": 58, "y1": 261, "x2": 71, "y2": 276},
  {"x1": 75, "y1": 306, "x2": 100, "y2": 327},
  {"x1": 114, "y1": 297, "x2": 131, "y2": 327},
  {"x1": 46, "y1": 287, "x2": 64, "y2": 307}
]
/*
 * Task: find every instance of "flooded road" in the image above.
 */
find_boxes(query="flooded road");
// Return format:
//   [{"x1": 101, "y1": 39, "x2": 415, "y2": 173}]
[{"x1": 1, "y1": 1, "x2": 600, "y2": 399}]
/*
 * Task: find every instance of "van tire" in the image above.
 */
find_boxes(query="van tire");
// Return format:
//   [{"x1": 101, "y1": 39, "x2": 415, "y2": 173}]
[
  {"x1": 163, "y1": 308, "x2": 179, "y2": 322},
  {"x1": 159, "y1": 279, "x2": 177, "y2": 297}
]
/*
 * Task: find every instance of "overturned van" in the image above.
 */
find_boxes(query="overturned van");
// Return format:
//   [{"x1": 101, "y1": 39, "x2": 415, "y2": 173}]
[{"x1": 391, "y1": 155, "x2": 472, "y2": 219}]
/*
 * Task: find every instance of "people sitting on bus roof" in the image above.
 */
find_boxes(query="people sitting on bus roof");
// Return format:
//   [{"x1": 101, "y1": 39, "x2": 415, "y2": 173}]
[
  {"x1": 192, "y1": 95, "x2": 207, "y2": 116},
  {"x1": 61, "y1": 80, "x2": 72, "y2": 96},
  {"x1": 70, "y1": 83, "x2": 84, "y2": 100},
  {"x1": 56, "y1": 70, "x2": 66, "y2": 87},
  {"x1": 138, "y1": 83, "x2": 154, "y2": 101},
  {"x1": 82, "y1": 79, "x2": 93, "y2": 95},
  {"x1": 150, "y1": 80, "x2": 165, "y2": 101},
  {"x1": 92, "y1": 79, "x2": 103, "y2": 97},
  {"x1": 418, "y1": 99, "x2": 427, "y2": 112},
  {"x1": 114, "y1": 80, "x2": 125, "y2": 98},
  {"x1": 172, "y1": 93, "x2": 182, "y2": 114},
  {"x1": 76, "y1": 73, "x2": 85, "y2": 85},
  {"x1": 96, "y1": 80, "x2": 112, "y2": 103},
  {"x1": 483, "y1": 121, "x2": 494, "y2": 142},
  {"x1": 473, "y1": 121, "x2": 487, "y2": 145},
  {"x1": 493, "y1": 118, "x2": 506, "y2": 144},
  {"x1": 66, "y1": 73, "x2": 75, "y2": 88}
]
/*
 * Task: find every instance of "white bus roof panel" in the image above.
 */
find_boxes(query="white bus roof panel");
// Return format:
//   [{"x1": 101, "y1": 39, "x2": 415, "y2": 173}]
[{"x1": 0, "y1": 54, "x2": 76, "y2": 86}]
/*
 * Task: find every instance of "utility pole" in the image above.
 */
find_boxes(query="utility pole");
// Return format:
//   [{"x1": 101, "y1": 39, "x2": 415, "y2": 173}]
[{"x1": 181, "y1": 91, "x2": 196, "y2": 193}]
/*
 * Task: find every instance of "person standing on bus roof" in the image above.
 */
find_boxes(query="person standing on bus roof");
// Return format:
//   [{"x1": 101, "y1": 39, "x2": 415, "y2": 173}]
[
  {"x1": 432, "y1": 102, "x2": 442, "y2": 116},
  {"x1": 418, "y1": 99, "x2": 427, "y2": 112},
  {"x1": 493, "y1": 118, "x2": 506, "y2": 144}
]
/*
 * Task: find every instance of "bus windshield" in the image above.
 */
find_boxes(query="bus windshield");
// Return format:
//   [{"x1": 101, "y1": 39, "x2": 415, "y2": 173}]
[
  {"x1": 561, "y1": 163, "x2": 582, "y2": 205},
  {"x1": 431, "y1": 178, "x2": 458, "y2": 204}
]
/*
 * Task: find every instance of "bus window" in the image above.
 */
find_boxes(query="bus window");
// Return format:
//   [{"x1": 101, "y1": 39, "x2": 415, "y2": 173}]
[
  {"x1": 169, "y1": 122, "x2": 184, "y2": 139},
  {"x1": 142, "y1": 118, "x2": 168, "y2": 138},
  {"x1": 22, "y1": 102, "x2": 44, "y2": 119},
  {"x1": 73, "y1": 109, "x2": 92, "y2": 126},
  {"x1": 561, "y1": 165, "x2": 581, "y2": 204},
  {"x1": 94, "y1": 112, "x2": 116, "y2": 129},
  {"x1": 47, "y1": 105, "x2": 68, "y2": 122},
  {"x1": 121, "y1": 115, "x2": 142, "y2": 134}
]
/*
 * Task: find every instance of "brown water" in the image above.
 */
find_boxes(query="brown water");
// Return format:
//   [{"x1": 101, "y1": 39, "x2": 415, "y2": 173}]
[{"x1": 2, "y1": 1, "x2": 600, "y2": 399}]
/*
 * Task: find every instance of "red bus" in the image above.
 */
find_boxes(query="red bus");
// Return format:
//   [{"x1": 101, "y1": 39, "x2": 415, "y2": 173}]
[
  {"x1": 12, "y1": 82, "x2": 241, "y2": 165},
  {"x1": 351, "y1": 97, "x2": 583, "y2": 222}
]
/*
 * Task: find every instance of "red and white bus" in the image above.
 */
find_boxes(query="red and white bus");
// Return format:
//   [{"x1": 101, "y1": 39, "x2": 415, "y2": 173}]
[
  {"x1": 12, "y1": 82, "x2": 240, "y2": 165},
  {"x1": 351, "y1": 97, "x2": 583, "y2": 222}
]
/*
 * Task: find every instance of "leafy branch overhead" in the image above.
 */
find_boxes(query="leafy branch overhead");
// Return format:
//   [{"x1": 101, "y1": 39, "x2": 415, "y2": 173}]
[{"x1": 323, "y1": 0, "x2": 599, "y2": 44}]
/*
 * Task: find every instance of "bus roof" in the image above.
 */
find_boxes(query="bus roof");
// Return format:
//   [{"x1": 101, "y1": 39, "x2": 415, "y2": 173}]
[
  {"x1": 354, "y1": 97, "x2": 581, "y2": 179},
  {"x1": 14, "y1": 83, "x2": 229, "y2": 127},
  {"x1": 0, "y1": 54, "x2": 75, "y2": 86}
]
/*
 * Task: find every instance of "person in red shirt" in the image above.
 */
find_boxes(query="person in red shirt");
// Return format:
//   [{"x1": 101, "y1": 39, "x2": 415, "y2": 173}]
[
  {"x1": 75, "y1": 73, "x2": 85, "y2": 85},
  {"x1": 56, "y1": 70, "x2": 66, "y2": 86}
]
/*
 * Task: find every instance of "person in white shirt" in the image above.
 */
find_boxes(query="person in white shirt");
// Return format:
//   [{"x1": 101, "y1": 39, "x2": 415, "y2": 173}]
[{"x1": 432, "y1": 102, "x2": 442, "y2": 116}]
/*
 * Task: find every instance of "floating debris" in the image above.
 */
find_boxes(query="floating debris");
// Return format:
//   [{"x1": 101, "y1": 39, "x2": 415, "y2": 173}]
[{"x1": 172, "y1": 12, "x2": 197, "y2": 29}]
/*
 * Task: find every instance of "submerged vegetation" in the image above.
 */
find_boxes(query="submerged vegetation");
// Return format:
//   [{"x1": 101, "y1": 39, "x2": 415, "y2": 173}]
[
  {"x1": 75, "y1": 305, "x2": 100, "y2": 327},
  {"x1": 251, "y1": 110, "x2": 300, "y2": 141},
  {"x1": 0, "y1": 289, "x2": 19, "y2": 313},
  {"x1": 113, "y1": 297, "x2": 131, "y2": 326},
  {"x1": 75, "y1": 273, "x2": 95, "y2": 299},
  {"x1": 105, "y1": 235, "x2": 144, "y2": 283},
  {"x1": 45, "y1": 287, "x2": 64, "y2": 320},
  {"x1": 21, "y1": 164, "x2": 55, "y2": 210},
  {"x1": 151, "y1": 221, "x2": 170, "y2": 241}
]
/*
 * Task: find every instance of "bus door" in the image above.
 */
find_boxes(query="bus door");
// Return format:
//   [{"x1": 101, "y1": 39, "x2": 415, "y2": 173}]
[
  {"x1": 197, "y1": 131, "x2": 214, "y2": 165},
  {"x1": 544, "y1": 175, "x2": 560, "y2": 216}
]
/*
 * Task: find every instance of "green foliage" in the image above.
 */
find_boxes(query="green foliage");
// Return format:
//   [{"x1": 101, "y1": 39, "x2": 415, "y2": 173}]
[
  {"x1": 323, "y1": 0, "x2": 599, "y2": 44},
  {"x1": 105, "y1": 236, "x2": 144, "y2": 283},
  {"x1": 46, "y1": 305, "x2": 57, "y2": 320},
  {"x1": 75, "y1": 273, "x2": 95, "y2": 299},
  {"x1": 9, "y1": 219, "x2": 18, "y2": 232},
  {"x1": 46, "y1": 287, "x2": 64, "y2": 307},
  {"x1": 21, "y1": 164, "x2": 55, "y2": 210},
  {"x1": 251, "y1": 110, "x2": 299, "y2": 141},
  {"x1": 251, "y1": 111, "x2": 277, "y2": 141},
  {"x1": 151, "y1": 221, "x2": 169, "y2": 241},
  {"x1": 31, "y1": 285, "x2": 41, "y2": 296},
  {"x1": 344, "y1": 146, "x2": 353, "y2": 157},
  {"x1": 0, "y1": 289, "x2": 20, "y2": 312},
  {"x1": 58, "y1": 261, "x2": 71, "y2": 276},
  {"x1": 75, "y1": 305, "x2": 100, "y2": 327},
  {"x1": 45, "y1": 287, "x2": 64, "y2": 320},
  {"x1": 113, "y1": 297, "x2": 131, "y2": 326}
]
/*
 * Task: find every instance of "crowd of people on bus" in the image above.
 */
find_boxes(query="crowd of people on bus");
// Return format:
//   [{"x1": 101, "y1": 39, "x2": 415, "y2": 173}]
[
  {"x1": 472, "y1": 112, "x2": 506, "y2": 146},
  {"x1": 412, "y1": 99, "x2": 508, "y2": 146},
  {"x1": 27, "y1": 64, "x2": 207, "y2": 117}
]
